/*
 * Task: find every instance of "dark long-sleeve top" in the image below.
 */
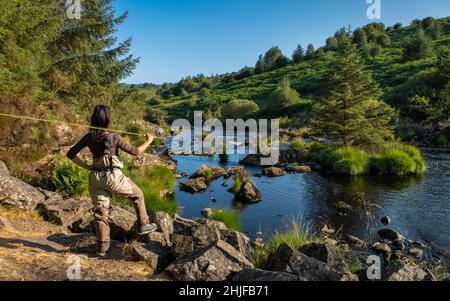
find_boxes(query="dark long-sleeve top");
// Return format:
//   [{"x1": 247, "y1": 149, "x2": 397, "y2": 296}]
[{"x1": 67, "y1": 132, "x2": 140, "y2": 159}]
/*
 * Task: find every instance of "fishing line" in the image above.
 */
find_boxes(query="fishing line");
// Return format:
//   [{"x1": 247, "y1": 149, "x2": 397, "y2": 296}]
[{"x1": 0, "y1": 112, "x2": 148, "y2": 137}]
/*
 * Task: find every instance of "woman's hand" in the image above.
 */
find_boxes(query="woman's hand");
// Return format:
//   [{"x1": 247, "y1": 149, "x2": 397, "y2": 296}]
[{"x1": 137, "y1": 133, "x2": 154, "y2": 155}]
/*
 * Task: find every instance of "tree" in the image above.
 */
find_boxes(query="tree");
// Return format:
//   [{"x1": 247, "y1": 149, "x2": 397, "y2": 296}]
[
  {"x1": 352, "y1": 28, "x2": 368, "y2": 46},
  {"x1": 255, "y1": 55, "x2": 266, "y2": 74},
  {"x1": 266, "y1": 78, "x2": 301, "y2": 116},
  {"x1": 220, "y1": 99, "x2": 260, "y2": 120},
  {"x1": 312, "y1": 36, "x2": 395, "y2": 147},
  {"x1": 305, "y1": 44, "x2": 315, "y2": 60},
  {"x1": 402, "y1": 29, "x2": 434, "y2": 61},
  {"x1": 49, "y1": 0, "x2": 139, "y2": 109},
  {"x1": 292, "y1": 44, "x2": 304, "y2": 63}
]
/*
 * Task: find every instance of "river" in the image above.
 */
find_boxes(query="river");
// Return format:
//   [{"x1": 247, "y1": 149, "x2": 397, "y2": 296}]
[{"x1": 169, "y1": 148, "x2": 450, "y2": 263}]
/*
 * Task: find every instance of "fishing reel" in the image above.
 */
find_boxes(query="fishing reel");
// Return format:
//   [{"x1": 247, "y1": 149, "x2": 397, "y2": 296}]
[{"x1": 154, "y1": 128, "x2": 165, "y2": 138}]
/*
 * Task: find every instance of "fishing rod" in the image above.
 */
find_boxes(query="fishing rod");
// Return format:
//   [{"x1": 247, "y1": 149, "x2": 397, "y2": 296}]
[{"x1": 0, "y1": 112, "x2": 165, "y2": 138}]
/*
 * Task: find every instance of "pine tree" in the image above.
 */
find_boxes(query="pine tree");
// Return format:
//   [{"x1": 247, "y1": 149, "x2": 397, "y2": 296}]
[
  {"x1": 292, "y1": 44, "x2": 304, "y2": 63},
  {"x1": 402, "y1": 29, "x2": 434, "y2": 61},
  {"x1": 48, "y1": 0, "x2": 139, "y2": 107},
  {"x1": 305, "y1": 44, "x2": 315, "y2": 60},
  {"x1": 312, "y1": 36, "x2": 394, "y2": 147}
]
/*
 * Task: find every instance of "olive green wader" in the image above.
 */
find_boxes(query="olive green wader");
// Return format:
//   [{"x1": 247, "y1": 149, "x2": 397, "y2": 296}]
[{"x1": 89, "y1": 155, "x2": 149, "y2": 245}]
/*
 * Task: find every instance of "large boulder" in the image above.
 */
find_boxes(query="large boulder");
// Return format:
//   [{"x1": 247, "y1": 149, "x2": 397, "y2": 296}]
[
  {"x1": 235, "y1": 181, "x2": 262, "y2": 203},
  {"x1": 38, "y1": 196, "x2": 93, "y2": 227},
  {"x1": 0, "y1": 161, "x2": 45, "y2": 211},
  {"x1": 384, "y1": 261, "x2": 428, "y2": 281},
  {"x1": 232, "y1": 268, "x2": 307, "y2": 281},
  {"x1": 266, "y1": 243, "x2": 345, "y2": 281},
  {"x1": 239, "y1": 154, "x2": 261, "y2": 167},
  {"x1": 126, "y1": 241, "x2": 173, "y2": 273},
  {"x1": 298, "y1": 243, "x2": 350, "y2": 275},
  {"x1": 179, "y1": 178, "x2": 208, "y2": 194},
  {"x1": 164, "y1": 240, "x2": 254, "y2": 281},
  {"x1": 171, "y1": 234, "x2": 195, "y2": 258},
  {"x1": 262, "y1": 167, "x2": 287, "y2": 177},
  {"x1": 220, "y1": 229, "x2": 254, "y2": 261}
]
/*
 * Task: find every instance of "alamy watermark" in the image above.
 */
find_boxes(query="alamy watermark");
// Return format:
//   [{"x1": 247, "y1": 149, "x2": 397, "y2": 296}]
[
  {"x1": 66, "y1": 0, "x2": 81, "y2": 20},
  {"x1": 367, "y1": 0, "x2": 381, "y2": 20},
  {"x1": 66, "y1": 255, "x2": 81, "y2": 280},
  {"x1": 170, "y1": 111, "x2": 280, "y2": 165}
]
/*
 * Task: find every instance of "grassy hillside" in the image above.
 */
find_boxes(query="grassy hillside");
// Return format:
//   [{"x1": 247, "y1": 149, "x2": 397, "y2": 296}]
[{"x1": 148, "y1": 17, "x2": 450, "y2": 144}]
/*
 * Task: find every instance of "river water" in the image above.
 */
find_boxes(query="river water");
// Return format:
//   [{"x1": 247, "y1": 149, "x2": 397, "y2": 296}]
[{"x1": 171, "y1": 149, "x2": 450, "y2": 261}]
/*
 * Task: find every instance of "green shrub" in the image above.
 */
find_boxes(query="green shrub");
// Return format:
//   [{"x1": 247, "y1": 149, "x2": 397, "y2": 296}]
[
  {"x1": 209, "y1": 209, "x2": 241, "y2": 231},
  {"x1": 371, "y1": 148, "x2": 416, "y2": 176},
  {"x1": 51, "y1": 155, "x2": 89, "y2": 198},
  {"x1": 232, "y1": 173, "x2": 244, "y2": 193},
  {"x1": 151, "y1": 137, "x2": 166, "y2": 147},
  {"x1": 290, "y1": 139, "x2": 303, "y2": 149}
]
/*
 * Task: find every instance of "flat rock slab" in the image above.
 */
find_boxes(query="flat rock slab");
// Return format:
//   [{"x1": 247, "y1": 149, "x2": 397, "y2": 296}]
[
  {"x1": 39, "y1": 198, "x2": 93, "y2": 227},
  {"x1": 165, "y1": 240, "x2": 254, "y2": 281}
]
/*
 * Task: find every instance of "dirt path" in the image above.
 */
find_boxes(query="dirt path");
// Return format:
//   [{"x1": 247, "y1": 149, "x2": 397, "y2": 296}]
[{"x1": 0, "y1": 207, "x2": 167, "y2": 281}]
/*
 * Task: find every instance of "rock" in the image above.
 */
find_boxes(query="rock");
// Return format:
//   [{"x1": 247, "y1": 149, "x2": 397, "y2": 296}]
[
  {"x1": 147, "y1": 231, "x2": 169, "y2": 246},
  {"x1": 285, "y1": 165, "x2": 312, "y2": 173},
  {"x1": 232, "y1": 268, "x2": 307, "y2": 281},
  {"x1": 411, "y1": 241, "x2": 426, "y2": 248},
  {"x1": 335, "y1": 201, "x2": 353, "y2": 211},
  {"x1": 171, "y1": 234, "x2": 195, "y2": 258},
  {"x1": 180, "y1": 178, "x2": 208, "y2": 193},
  {"x1": 381, "y1": 216, "x2": 391, "y2": 225},
  {"x1": 235, "y1": 181, "x2": 262, "y2": 203},
  {"x1": 191, "y1": 223, "x2": 221, "y2": 249},
  {"x1": 384, "y1": 261, "x2": 428, "y2": 281},
  {"x1": 107, "y1": 205, "x2": 138, "y2": 240},
  {"x1": 262, "y1": 167, "x2": 287, "y2": 177},
  {"x1": 165, "y1": 240, "x2": 253, "y2": 281},
  {"x1": 319, "y1": 223, "x2": 335, "y2": 235},
  {"x1": 0, "y1": 162, "x2": 45, "y2": 211},
  {"x1": 220, "y1": 229, "x2": 254, "y2": 261},
  {"x1": 266, "y1": 243, "x2": 345, "y2": 281},
  {"x1": 392, "y1": 240, "x2": 405, "y2": 251},
  {"x1": 126, "y1": 241, "x2": 172, "y2": 273},
  {"x1": 129, "y1": 153, "x2": 177, "y2": 173},
  {"x1": 344, "y1": 235, "x2": 367, "y2": 249},
  {"x1": 408, "y1": 247, "x2": 424, "y2": 259},
  {"x1": 0, "y1": 216, "x2": 11, "y2": 227},
  {"x1": 38, "y1": 197, "x2": 92, "y2": 227},
  {"x1": 298, "y1": 243, "x2": 350, "y2": 275},
  {"x1": 195, "y1": 218, "x2": 228, "y2": 231},
  {"x1": 239, "y1": 154, "x2": 261, "y2": 167},
  {"x1": 152, "y1": 211, "x2": 173, "y2": 246},
  {"x1": 172, "y1": 214, "x2": 200, "y2": 236},
  {"x1": 378, "y1": 228, "x2": 404, "y2": 241},
  {"x1": 372, "y1": 242, "x2": 392, "y2": 257},
  {"x1": 201, "y1": 208, "x2": 213, "y2": 218}
]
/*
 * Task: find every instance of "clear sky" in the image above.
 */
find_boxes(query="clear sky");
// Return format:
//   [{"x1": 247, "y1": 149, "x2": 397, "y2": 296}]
[{"x1": 113, "y1": 0, "x2": 450, "y2": 84}]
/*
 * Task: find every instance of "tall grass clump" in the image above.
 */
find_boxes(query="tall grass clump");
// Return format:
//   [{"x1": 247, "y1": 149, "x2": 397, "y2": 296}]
[
  {"x1": 371, "y1": 144, "x2": 426, "y2": 176},
  {"x1": 253, "y1": 219, "x2": 322, "y2": 268},
  {"x1": 122, "y1": 165, "x2": 179, "y2": 216},
  {"x1": 51, "y1": 155, "x2": 89, "y2": 197},
  {"x1": 209, "y1": 209, "x2": 241, "y2": 231},
  {"x1": 232, "y1": 172, "x2": 244, "y2": 193}
]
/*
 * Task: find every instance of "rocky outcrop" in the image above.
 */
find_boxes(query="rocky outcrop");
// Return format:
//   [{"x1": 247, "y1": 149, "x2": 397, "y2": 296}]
[
  {"x1": 232, "y1": 268, "x2": 307, "y2": 281},
  {"x1": 235, "y1": 181, "x2": 262, "y2": 203},
  {"x1": 262, "y1": 167, "x2": 287, "y2": 177},
  {"x1": 126, "y1": 241, "x2": 173, "y2": 273},
  {"x1": 378, "y1": 228, "x2": 404, "y2": 241},
  {"x1": 0, "y1": 161, "x2": 45, "y2": 211},
  {"x1": 165, "y1": 240, "x2": 254, "y2": 281},
  {"x1": 344, "y1": 235, "x2": 367, "y2": 249},
  {"x1": 179, "y1": 178, "x2": 208, "y2": 193},
  {"x1": 38, "y1": 195, "x2": 92, "y2": 227},
  {"x1": 266, "y1": 243, "x2": 347, "y2": 281},
  {"x1": 129, "y1": 153, "x2": 177, "y2": 172},
  {"x1": 220, "y1": 229, "x2": 254, "y2": 262},
  {"x1": 384, "y1": 261, "x2": 428, "y2": 281},
  {"x1": 239, "y1": 154, "x2": 262, "y2": 167},
  {"x1": 152, "y1": 211, "x2": 174, "y2": 246},
  {"x1": 298, "y1": 243, "x2": 350, "y2": 275},
  {"x1": 285, "y1": 165, "x2": 312, "y2": 173}
]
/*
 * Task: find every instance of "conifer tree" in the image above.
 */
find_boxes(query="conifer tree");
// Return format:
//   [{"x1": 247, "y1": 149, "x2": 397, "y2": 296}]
[
  {"x1": 312, "y1": 36, "x2": 394, "y2": 147},
  {"x1": 292, "y1": 44, "x2": 304, "y2": 63}
]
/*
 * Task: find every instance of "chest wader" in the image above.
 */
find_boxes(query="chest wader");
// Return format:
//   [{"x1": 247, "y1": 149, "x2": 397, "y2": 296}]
[{"x1": 89, "y1": 146, "x2": 149, "y2": 247}]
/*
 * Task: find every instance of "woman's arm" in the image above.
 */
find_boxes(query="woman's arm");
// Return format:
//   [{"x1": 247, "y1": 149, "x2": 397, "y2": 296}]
[
  {"x1": 70, "y1": 156, "x2": 92, "y2": 171},
  {"x1": 67, "y1": 134, "x2": 91, "y2": 170},
  {"x1": 137, "y1": 133, "x2": 154, "y2": 155}
]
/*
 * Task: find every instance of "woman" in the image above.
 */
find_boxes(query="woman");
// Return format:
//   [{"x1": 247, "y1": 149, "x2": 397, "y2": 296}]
[{"x1": 67, "y1": 105, "x2": 157, "y2": 257}]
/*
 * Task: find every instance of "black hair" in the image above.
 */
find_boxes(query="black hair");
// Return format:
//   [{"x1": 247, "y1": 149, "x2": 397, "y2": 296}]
[{"x1": 90, "y1": 105, "x2": 111, "y2": 138}]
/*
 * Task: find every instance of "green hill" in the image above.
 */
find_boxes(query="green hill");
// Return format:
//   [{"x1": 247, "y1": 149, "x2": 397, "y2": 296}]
[{"x1": 148, "y1": 16, "x2": 450, "y2": 145}]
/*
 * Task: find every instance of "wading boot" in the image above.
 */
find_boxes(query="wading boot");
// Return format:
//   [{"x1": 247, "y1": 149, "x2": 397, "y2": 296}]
[{"x1": 139, "y1": 223, "x2": 157, "y2": 235}]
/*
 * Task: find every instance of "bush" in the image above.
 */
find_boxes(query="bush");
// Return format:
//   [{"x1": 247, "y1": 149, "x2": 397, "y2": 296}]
[
  {"x1": 51, "y1": 155, "x2": 89, "y2": 198},
  {"x1": 290, "y1": 139, "x2": 303, "y2": 149},
  {"x1": 209, "y1": 209, "x2": 241, "y2": 231},
  {"x1": 332, "y1": 147, "x2": 370, "y2": 175},
  {"x1": 220, "y1": 99, "x2": 259, "y2": 120},
  {"x1": 371, "y1": 144, "x2": 426, "y2": 176}
]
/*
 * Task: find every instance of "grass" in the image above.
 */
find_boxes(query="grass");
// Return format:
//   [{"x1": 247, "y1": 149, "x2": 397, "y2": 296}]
[
  {"x1": 194, "y1": 166, "x2": 213, "y2": 181},
  {"x1": 51, "y1": 155, "x2": 89, "y2": 198},
  {"x1": 121, "y1": 165, "x2": 179, "y2": 216},
  {"x1": 231, "y1": 173, "x2": 244, "y2": 194},
  {"x1": 290, "y1": 139, "x2": 303, "y2": 149},
  {"x1": 253, "y1": 219, "x2": 324, "y2": 268},
  {"x1": 209, "y1": 209, "x2": 241, "y2": 231},
  {"x1": 308, "y1": 143, "x2": 426, "y2": 176}
]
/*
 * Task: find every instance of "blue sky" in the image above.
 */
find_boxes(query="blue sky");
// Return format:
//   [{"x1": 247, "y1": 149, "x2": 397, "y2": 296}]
[{"x1": 113, "y1": 0, "x2": 450, "y2": 84}]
